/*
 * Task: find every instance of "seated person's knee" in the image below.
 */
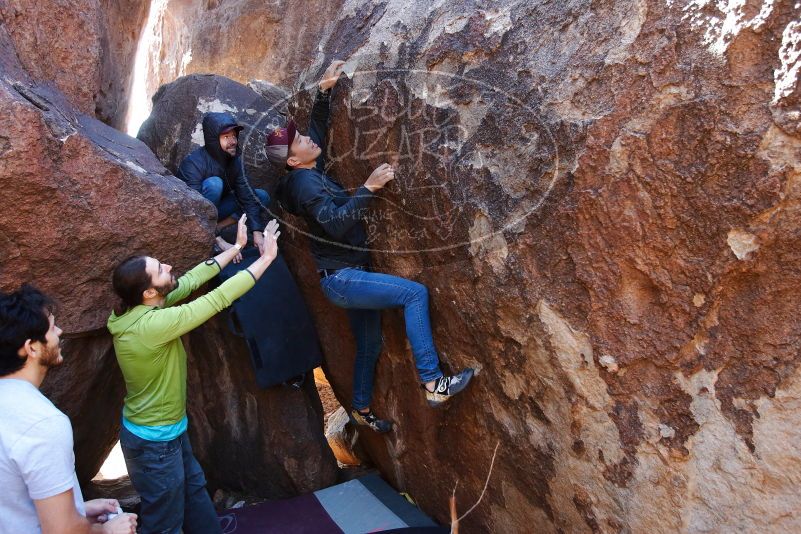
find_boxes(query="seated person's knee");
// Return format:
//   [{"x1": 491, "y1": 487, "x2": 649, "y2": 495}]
[{"x1": 201, "y1": 176, "x2": 224, "y2": 204}]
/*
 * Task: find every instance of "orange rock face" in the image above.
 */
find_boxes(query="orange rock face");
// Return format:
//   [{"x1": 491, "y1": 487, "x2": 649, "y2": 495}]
[{"x1": 259, "y1": 1, "x2": 801, "y2": 532}]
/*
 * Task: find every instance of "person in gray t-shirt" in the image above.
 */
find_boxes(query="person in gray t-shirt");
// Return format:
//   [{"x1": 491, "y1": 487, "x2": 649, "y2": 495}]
[{"x1": 0, "y1": 285, "x2": 137, "y2": 534}]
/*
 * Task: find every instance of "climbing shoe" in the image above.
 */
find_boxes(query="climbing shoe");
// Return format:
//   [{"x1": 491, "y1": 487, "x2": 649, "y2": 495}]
[
  {"x1": 349, "y1": 409, "x2": 393, "y2": 433},
  {"x1": 424, "y1": 368, "x2": 475, "y2": 407}
]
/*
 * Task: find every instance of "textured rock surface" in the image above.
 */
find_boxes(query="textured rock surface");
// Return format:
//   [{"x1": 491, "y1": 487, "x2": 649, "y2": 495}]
[
  {"x1": 133, "y1": 0, "x2": 344, "y2": 125},
  {"x1": 257, "y1": 1, "x2": 801, "y2": 532},
  {"x1": 0, "y1": 26, "x2": 337, "y2": 497},
  {"x1": 0, "y1": 0, "x2": 149, "y2": 128}
]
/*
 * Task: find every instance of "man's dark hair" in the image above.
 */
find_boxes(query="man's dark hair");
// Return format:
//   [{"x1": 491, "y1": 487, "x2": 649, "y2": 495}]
[
  {"x1": 112, "y1": 255, "x2": 150, "y2": 315},
  {"x1": 0, "y1": 285, "x2": 54, "y2": 376}
]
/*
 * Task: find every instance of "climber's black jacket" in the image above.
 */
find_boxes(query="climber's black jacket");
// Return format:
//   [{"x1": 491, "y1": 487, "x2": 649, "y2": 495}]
[
  {"x1": 276, "y1": 89, "x2": 374, "y2": 270},
  {"x1": 177, "y1": 112, "x2": 265, "y2": 232}
]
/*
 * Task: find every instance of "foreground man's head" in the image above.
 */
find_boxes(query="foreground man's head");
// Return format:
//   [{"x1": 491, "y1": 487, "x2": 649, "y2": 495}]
[{"x1": 0, "y1": 285, "x2": 62, "y2": 376}]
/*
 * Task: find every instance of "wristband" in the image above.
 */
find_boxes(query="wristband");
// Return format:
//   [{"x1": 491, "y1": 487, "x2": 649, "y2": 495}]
[{"x1": 233, "y1": 243, "x2": 242, "y2": 251}]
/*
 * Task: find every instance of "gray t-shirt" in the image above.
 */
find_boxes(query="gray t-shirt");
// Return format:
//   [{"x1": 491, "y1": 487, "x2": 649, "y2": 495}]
[{"x1": 0, "y1": 378, "x2": 85, "y2": 532}]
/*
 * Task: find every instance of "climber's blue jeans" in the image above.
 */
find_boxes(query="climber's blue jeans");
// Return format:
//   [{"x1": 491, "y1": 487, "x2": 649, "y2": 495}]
[
  {"x1": 320, "y1": 267, "x2": 444, "y2": 410},
  {"x1": 119, "y1": 425, "x2": 221, "y2": 534},
  {"x1": 201, "y1": 176, "x2": 268, "y2": 220}
]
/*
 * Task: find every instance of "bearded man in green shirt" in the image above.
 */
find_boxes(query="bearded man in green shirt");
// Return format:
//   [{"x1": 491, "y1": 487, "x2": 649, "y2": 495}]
[{"x1": 108, "y1": 215, "x2": 279, "y2": 534}]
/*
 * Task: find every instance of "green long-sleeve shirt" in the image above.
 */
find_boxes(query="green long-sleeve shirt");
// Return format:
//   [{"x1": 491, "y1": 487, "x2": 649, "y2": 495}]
[{"x1": 107, "y1": 259, "x2": 255, "y2": 427}]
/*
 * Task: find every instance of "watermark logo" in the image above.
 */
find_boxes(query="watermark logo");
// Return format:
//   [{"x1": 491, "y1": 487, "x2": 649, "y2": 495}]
[{"x1": 242, "y1": 62, "x2": 560, "y2": 257}]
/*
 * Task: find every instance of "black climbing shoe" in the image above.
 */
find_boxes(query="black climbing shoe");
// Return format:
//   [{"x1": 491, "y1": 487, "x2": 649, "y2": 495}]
[
  {"x1": 424, "y1": 368, "x2": 475, "y2": 407},
  {"x1": 349, "y1": 409, "x2": 392, "y2": 433}
]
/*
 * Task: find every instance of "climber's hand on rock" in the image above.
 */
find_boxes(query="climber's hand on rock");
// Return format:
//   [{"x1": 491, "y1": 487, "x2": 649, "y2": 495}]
[
  {"x1": 319, "y1": 60, "x2": 346, "y2": 91},
  {"x1": 364, "y1": 163, "x2": 395, "y2": 192}
]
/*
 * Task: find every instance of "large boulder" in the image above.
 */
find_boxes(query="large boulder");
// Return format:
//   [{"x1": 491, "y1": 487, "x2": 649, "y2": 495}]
[
  {"x1": 0, "y1": 0, "x2": 149, "y2": 128},
  {"x1": 263, "y1": 1, "x2": 801, "y2": 532}
]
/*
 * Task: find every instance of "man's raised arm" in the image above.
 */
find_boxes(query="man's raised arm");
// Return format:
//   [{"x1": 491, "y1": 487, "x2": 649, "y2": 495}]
[
  {"x1": 164, "y1": 215, "x2": 268, "y2": 307},
  {"x1": 310, "y1": 60, "x2": 345, "y2": 172}
]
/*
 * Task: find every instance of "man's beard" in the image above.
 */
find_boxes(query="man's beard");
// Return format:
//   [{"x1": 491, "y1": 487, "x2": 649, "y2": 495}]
[
  {"x1": 224, "y1": 146, "x2": 237, "y2": 156},
  {"x1": 155, "y1": 275, "x2": 178, "y2": 296},
  {"x1": 41, "y1": 342, "x2": 63, "y2": 368}
]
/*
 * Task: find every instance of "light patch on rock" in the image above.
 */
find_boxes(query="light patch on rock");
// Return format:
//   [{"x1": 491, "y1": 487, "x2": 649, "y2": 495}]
[
  {"x1": 658, "y1": 424, "x2": 676, "y2": 439},
  {"x1": 497, "y1": 306, "x2": 531, "y2": 345},
  {"x1": 606, "y1": 86, "x2": 692, "y2": 174},
  {"x1": 500, "y1": 369, "x2": 526, "y2": 400},
  {"x1": 443, "y1": 14, "x2": 469, "y2": 34},
  {"x1": 196, "y1": 97, "x2": 238, "y2": 115},
  {"x1": 482, "y1": 8, "x2": 513, "y2": 38},
  {"x1": 758, "y1": 124, "x2": 801, "y2": 178},
  {"x1": 468, "y1": 213, "x2": 508, "y2": 274},
  {"x1": 774, "y1": 19, "x2": 801, "y2": 104},
  {"x1": 325, "y1": 407, "x2": 361, "y2": 466},
  {"x1": 489, "y1": 396, "x2": 524, "y2": 436},
  {"x1": 605, "y1": 0, "x2": 647, "y2": 65},
  {"x1": 679, "y1": 0, "x2": 776, "y2": 56},
  {"x1": 606, "y1": 136, "x2": 629, "y2": 174},
  {"x1": 180, "y1": 49, "x2": 192, "y2": 74},
  {"x1": 537, "y1": 300, "x2": 606, "y2": 410},
  {"x1": 516, "y1": 302, "x2": 630, "y2": 531},
  {"x1": 59, "y1": 131, "x2": 77, "y2": 143},
  {"x1": 673, "y1": 365, "x2": 801, "y2": 532},
  {"x1": 693, "y1": 293, "x2": 705, "y2": 307},
  {"x1": 190, "y1": 123, "x2": 205, "y2": 147},
  {"x1": 599, "y1": 354, "x2": 619, "y2": 373},
  {"x1": 341, "y1": 55, "x2": 359, "y2": 79},
  {"x1": 124, "y1": 160, "x2": 146, "y2": 174},
  {"x1": 727, "y1": 229, "x2": 759, "y2": 260}
]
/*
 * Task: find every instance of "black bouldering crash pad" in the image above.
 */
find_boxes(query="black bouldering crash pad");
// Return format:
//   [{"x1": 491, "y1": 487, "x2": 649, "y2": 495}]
[{"x1": 218, "y1": 247, "x2": 322, "y2": 388}]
